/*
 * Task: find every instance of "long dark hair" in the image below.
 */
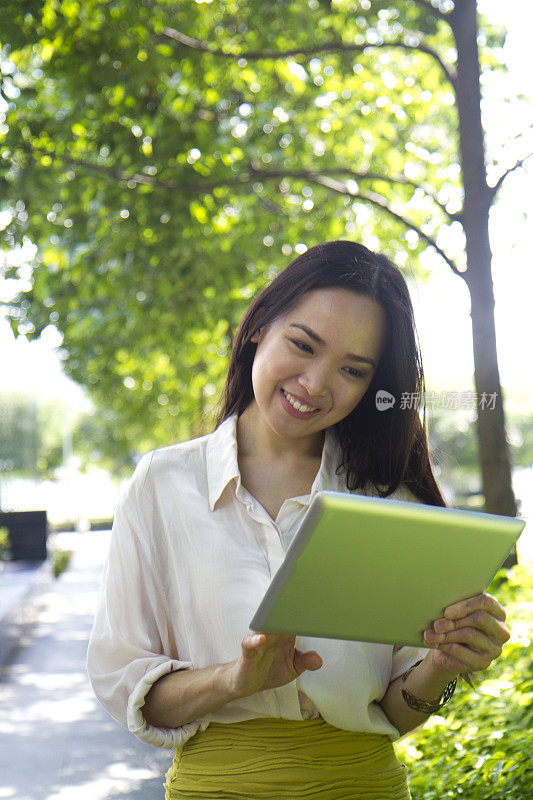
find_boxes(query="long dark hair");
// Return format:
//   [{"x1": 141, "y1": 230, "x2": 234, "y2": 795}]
[{"x1": 214, "y1": 240, "x2": 445, "y2": 507}]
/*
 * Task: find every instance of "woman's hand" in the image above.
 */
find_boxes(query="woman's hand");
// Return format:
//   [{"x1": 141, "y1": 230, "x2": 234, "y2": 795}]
[
  {"x1": 227, "y1": 632, "x2": 323, "y2": 700},
  {"x1": 422, "y1": 591, "x2": 511, "y2": 677}
]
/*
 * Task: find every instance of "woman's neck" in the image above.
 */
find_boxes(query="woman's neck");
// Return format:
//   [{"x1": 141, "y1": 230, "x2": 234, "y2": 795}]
[{"x1": 236, "y1": 401, "x2": 325, "y2": 462}]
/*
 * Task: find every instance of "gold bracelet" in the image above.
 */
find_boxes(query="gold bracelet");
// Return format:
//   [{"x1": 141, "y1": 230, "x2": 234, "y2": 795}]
[{"x1": 400, "y1": 659, "x2": 457, "y2": 715}]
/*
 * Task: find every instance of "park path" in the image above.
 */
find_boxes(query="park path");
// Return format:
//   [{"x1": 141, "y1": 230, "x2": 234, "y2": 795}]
[{"x1": 0, "y1": 531, "x2": 173, "y2": 800}]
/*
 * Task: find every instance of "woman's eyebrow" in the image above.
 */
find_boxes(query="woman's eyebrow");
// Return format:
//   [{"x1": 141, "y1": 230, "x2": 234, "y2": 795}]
[{"x1": 288, "y1": 323, "x2": 376, "y2": 367}]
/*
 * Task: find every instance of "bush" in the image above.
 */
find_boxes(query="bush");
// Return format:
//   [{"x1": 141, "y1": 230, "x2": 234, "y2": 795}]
[
  {"x1": 0, "y1": 526, "x2": 12, "y2": 561},
  {"x1": 396, "y1": 562, "x2": 533, "y2": 799},
  {"x1": 51, "y1": 547, "x2": 73, "y2": 578}
]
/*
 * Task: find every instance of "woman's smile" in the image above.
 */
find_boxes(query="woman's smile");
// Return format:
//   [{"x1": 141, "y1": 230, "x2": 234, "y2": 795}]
[{"x1": 280, "y1": 388, "x2": 322, "y2": 418}]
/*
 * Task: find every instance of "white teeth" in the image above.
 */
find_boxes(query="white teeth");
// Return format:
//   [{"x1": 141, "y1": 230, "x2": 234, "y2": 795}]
[{"x1": 282, "y1": 390, "x2": 318, "y2": 413}]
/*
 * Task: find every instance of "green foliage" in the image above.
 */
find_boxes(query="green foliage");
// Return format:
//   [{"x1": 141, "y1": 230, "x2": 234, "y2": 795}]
[
  {"x1": 396, "y1": 562, "x2": 533, "y2": 799},
  {"x1": 0, "y1": 392, "x2": 74, "y2": 478},
  {"x1": 426, "y1": 403, "x2": 481, "y2": 506},
  {"x1": 426, "y1": 402, "x2": 533, "y2": 511},
  {"x1": 0, "y1": 525, "x2": 12, "y2": 560},
  {"x1": 0, "y1": 393, "x2": 40, "y2": 474},
  {"x1": 505, "y1": 411, "x2": 533, "y2": 470},
  {"x1": 51, "y1": 545, "x2": 73, "y2": 577},
  {"x1": 1, "y1": 0, "x2": 508, "y2": 460}
]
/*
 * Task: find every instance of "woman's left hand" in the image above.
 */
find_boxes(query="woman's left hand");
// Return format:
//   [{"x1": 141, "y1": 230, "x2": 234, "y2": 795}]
[{"x1": 423, "y1": 591, "x2": 511, "y2": 677}]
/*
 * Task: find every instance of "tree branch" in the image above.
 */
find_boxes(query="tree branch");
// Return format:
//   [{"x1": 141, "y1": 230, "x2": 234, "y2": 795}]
[
  {"x1": 310, "y1": 173, "x2": 461, "y2": 275},
  {"x1": 249, "y1": 165, "x2": 463, "y2": 223},
  {"x1": 488, "y1": 152, "x2": 533, "y2": 201},
  {"x1": 23, "y1": 145, "x2": 181, "y2": 189},
  {"x1": 357, "y1": 192, "x2": 462, "y2": 276},
  {"x1": 255, "y1": 193, "x2": 285, "y2": 216},
  {"x1": 411, "y1": 0, "x2": 451, "y2": 23},
  {"x1": 26, "y1": 145, "x2": 463, "y2": 222},
  {"x1": 30, "y1": 145, "x2": 461, "y2": 273},
  {"x1": 157, "y1": 27, "x2": 456, "y2": 86}
]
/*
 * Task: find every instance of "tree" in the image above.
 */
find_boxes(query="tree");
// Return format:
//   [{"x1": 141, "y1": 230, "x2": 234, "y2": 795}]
[
  {"x1": 0, "y1": 391, "x2": 68, "y2": 508},
  {"x1": 0, "y1": 0, "x2": 529, "y2": 523},
  {"x1": 424, "y1": 401, "x2": 532, "y2": 516},
  {"x1": 0, "y1": 392, "x2": 69, "y2": 477},
  {"x1": 0, "y1": 393, "x2": 40, "y2": 475}
]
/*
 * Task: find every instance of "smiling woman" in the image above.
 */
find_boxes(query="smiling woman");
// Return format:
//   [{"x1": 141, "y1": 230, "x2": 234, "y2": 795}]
[
  {"x1": 242, "y1": 288, "x2": 386, "y2": 457},
  {"x1": 218, "y1": 240, "x2": 443, "y2": 503},
  {"x1": 87, "y1": 240, "x2": 511, "y2": 800}
]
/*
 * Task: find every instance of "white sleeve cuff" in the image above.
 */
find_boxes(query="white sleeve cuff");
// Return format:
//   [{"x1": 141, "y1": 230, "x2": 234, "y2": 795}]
[
  {"x1": 390, "y1": 646, "x2": 430, "y2": 683},
  {"x1": 126, "y1": 658, "x2": 202, "y2": 749}
]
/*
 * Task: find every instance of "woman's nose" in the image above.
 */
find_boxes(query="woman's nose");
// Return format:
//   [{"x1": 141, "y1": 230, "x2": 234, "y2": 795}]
[{"x1": 298, "y1": 364, "x2": 331, "y2": 399}]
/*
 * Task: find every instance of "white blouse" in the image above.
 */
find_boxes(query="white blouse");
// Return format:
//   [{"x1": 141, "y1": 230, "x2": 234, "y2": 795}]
[{"x1": 86, "y1": 412, "x2": 429, "y2": 750}]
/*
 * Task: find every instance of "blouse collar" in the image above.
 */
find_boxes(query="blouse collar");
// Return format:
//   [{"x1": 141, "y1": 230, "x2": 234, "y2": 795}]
[{"x1": 206, "y1": 412, "x2": 344, "y2": 511}]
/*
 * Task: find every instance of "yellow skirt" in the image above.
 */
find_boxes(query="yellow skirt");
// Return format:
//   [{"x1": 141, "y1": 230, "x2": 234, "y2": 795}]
[{"x1": 163, "y1": 717, "x2": 411, "y2": 799}]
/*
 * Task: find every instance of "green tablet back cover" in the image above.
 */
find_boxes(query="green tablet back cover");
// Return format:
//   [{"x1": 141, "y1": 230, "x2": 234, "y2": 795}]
[{"x1": 249, "y1": 491, "x2": 525, "y2": 647}]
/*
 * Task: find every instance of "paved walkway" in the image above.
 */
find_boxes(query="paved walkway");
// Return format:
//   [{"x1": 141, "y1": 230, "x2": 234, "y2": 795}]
[
  {"x1": 1, "y1": 521, "x2": 531, "y2": 800},
  {"x1": 0, "y1": 532, "x2": 173, "y2": 800}
]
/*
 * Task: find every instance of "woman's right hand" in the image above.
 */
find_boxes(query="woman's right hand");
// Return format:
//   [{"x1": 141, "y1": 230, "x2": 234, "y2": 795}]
[{"x1": 227, "y1": 631, "x2": 323, "y2": 700}]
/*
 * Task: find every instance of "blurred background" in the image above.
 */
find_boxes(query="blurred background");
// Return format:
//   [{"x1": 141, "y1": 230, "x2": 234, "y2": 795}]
[
  {"x1": 0, "y1": 1, "x2": 532, "y2": 797},
  {"x1": 1, "y1": 0, "x2": 532, "y2": 552}
]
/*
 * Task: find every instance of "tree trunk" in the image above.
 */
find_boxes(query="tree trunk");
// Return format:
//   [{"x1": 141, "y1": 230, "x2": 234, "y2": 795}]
[{"x1": 450, "y1": 0, "x2": 518, "y2": 563}]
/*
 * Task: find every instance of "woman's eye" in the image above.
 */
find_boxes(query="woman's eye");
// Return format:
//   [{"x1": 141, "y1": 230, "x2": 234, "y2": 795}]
[
  {"x1": 344, "y1": 367, "x2": 365, "y2": 379},
  {"x1": 290, "y1": 340, "x2": 365, "y2": 378},
  {"x1": 290, "y1": 339, "x2": 313, "y2": 353}
]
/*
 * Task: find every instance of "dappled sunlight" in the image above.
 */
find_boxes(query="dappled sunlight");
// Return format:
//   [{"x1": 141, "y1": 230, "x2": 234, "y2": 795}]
[
  {"x1": 513, "y1": 467, "x2": 533, "y2": 563},
  {"x1": 478, "y1": 679, "x2": 514, "y2": 697},
  {"x1": 0, "y1": 758, "x2": 165, "y2": 800},
  {"x1": 32, "y1": 588, "x2": 97, "y2": 621},
  {"x1": 44, "y1": 762, "x2": 161, "y2": 800},
  {"x1": 9, "y1": 693, "x2": 97, "y2": 725},
  {"x1": 0, "y1": 530, "x2": 171, "y2": 799},
  {"x1": 12, "y1": 671, "x2": 87, "y2": 690},
  {"x1": 0, "y1": 678, "x2": 98, "y2": 734},
  {"x1": 24, "y1": 624, "x2": 92, "y2": 642}
]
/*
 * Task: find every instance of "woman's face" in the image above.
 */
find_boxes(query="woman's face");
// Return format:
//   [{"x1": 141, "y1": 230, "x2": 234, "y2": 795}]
[{"x1": 249, "y1": 287, "x2": 387, "y2": 442}]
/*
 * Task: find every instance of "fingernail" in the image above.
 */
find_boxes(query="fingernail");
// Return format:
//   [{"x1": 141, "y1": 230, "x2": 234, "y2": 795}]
[
  {"x1": 424, "y1": 630, "x2": 439, "y2": 642},
  {"x1": 434, "y1": 619, "x2": 453, "y2": 633}
]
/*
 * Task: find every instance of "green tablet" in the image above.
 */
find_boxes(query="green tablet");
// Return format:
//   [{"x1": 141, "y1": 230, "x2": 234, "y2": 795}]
[{"x1": 249, "y1": 491, "x2": 525, "y2": 647}]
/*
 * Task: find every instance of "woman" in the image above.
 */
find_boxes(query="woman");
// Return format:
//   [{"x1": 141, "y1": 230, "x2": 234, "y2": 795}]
[{"x1": 87, "y1": 240, "x2": 510, "y2": 799}]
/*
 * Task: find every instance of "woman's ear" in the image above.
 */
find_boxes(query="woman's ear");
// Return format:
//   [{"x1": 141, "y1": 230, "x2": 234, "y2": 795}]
[{"x1": 250, "y1": 328, "x2": 262, "y2": 344}]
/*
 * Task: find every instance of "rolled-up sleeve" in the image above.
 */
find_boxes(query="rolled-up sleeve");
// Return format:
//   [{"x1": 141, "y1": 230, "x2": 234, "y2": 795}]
[
  {"x1": 86, "y1": 452, "x2": 199, "y2": 749},
  {"x1": 390, "y1": 644, "x2": 430, "y2": 683}
]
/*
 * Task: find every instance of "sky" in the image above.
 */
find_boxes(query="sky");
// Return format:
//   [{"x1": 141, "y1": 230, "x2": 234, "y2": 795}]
[{"x1": 1, "y1": 0, "x2": 532, "y2": 415}]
